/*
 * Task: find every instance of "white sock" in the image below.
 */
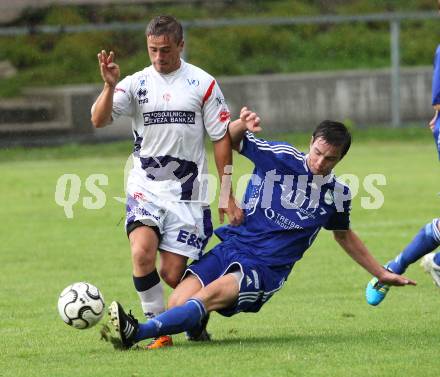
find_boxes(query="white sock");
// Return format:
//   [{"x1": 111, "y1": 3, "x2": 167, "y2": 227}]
[{"x1": 137, "y1": 281, "x2": 165, "y2": 318}]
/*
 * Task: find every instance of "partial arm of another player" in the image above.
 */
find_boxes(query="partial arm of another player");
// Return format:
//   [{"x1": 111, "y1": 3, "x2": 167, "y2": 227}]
[
  {"x1": 429, "y1": 111, "x2": 438, "y2": 132},
  {"x1": 213, "y1": 133, "x2": 243, "y2": 226},
  {"x1": 91, "y1": 50, "x2": 120, "y2": 128},
  {"x1": 215, "y1": 106, "x2": 261, "y2": 224},
  {"x1": 431, "y1": 46, "x2": 440, "y2": 123},
  {"x1": 228, "y1": 107, "x2": 262, "y2": 151},
  {"x1": 333, "y1": 229, "x2": 417, "y2": 286}
]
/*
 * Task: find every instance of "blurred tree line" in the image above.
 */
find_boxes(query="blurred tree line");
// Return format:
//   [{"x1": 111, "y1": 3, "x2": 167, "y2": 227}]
[{"x1": 0, "y1": 0, "x2": 438, "y2": 97}]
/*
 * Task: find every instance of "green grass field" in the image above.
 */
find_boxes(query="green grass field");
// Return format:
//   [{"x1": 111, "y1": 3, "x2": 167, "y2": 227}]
[{"x1": 1, "y1": 129, "x2": 440, "y2": 377}]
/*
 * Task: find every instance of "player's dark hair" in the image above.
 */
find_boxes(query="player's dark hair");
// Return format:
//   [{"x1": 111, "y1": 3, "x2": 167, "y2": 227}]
[
  {"x1": 312, "y1": 120, "x2": 352, "y2": 159},
  {"x1": 145, "y1": 15, "x2": 183, "y2": 45}
]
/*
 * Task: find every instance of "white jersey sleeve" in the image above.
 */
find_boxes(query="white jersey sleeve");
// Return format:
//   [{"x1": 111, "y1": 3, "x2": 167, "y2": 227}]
[
  {"x1": 201, "y1": 79, "x2": 230, "y2": 141},
  {"x1": 112, "y1": 75, "x2": 135, "y2": 120}
]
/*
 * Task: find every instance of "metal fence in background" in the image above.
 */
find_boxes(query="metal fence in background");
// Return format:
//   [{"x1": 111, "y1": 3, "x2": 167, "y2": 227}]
[{"x1": 0, "y1": 10, "x2": 439, "y2": 127}]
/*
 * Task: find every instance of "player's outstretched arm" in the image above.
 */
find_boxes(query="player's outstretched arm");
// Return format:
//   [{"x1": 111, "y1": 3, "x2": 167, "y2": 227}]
[
  {"x1": 333, "y1": 229, "x2": 417, "y2": 287},
  {"x1": 91, "y1": 50, "x2": 120, "y2": 128},
  {"x1": 228, "y1": 106, "x2": 262, "y2": 151}
]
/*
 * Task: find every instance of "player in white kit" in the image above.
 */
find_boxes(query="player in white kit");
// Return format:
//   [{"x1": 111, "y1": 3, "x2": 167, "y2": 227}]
[{"x1": 91, "y1": 15, "x2": 243, "y2": 348}]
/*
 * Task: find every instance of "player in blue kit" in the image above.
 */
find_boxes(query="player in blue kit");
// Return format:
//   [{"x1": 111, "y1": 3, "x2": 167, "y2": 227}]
[
  {"x1": 103, "y1": 107, "x2": 415, "y2": 349},
  {"x1": 365, "y1": 39, "x2": 440, "y2": 306},
  {"x1": 430, "y1": 42, "x2": 440, "y2": 160}
]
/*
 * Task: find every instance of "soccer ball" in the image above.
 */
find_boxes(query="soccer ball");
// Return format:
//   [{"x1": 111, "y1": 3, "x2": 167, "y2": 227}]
[{"x1": 57, "y1": 282, "x2": 105, "y2": 329}]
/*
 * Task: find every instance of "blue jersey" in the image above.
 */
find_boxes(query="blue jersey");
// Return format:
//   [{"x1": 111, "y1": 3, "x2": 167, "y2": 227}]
[
  {"x1": 432, "y1": 45, "x2": 440, "y2": 159},
  {"x1": 434, "y1": 118, "x2": 440, "y2": 160},
  {"x1": 215, "y1": 132, "x2": 351, "y2": 267},
  {"x1": 432, "y1": 45, "x2": 440, "y2": 106}
]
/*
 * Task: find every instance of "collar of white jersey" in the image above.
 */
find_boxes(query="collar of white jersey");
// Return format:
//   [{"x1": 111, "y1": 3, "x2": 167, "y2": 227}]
[{"x1": 151, "y1": 58, "x2": 186, "y2": 78}]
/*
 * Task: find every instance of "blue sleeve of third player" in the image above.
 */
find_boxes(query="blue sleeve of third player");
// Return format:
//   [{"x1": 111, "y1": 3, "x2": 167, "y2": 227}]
[{"x1": 432, "y1": 45, "x2": 440, "y2": 106}]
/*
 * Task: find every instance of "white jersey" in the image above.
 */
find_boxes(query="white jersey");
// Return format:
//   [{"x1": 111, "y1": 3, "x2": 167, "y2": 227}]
[{"x1": 112, "y1": 59, "x2": 230, "y2": 203}]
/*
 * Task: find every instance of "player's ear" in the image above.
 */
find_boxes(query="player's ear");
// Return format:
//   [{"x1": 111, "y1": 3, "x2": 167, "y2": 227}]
[{"x1": 178, "y1": 40, "x2": 184, "y2": 52}]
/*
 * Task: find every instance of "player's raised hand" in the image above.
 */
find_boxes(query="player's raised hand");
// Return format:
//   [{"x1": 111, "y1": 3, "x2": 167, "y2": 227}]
[
  {"x1": 240, "y1": 106, "x2": 262, "y2": 133},
  {"x1": 97, "y1": 50, "x2": 120, "y2": 88},
  {"x1": 378, "y1": 269, "x2": 416, "y2": 287}
]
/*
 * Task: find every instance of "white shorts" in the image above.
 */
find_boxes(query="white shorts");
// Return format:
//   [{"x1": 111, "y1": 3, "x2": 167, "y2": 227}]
[{"x1": 125, "y1": 188, "x2": 213, "y2": 261}]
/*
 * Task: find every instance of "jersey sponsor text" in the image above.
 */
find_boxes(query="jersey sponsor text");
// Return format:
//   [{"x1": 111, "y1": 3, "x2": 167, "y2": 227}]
[{"x1": 143, "y1": 111, "x2": 195, "y2": 126}]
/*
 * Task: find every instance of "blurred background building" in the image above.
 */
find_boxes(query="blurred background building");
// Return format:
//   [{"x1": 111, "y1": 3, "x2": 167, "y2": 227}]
[{"x1": 0, "y1": 0, "x2": 438, "y2": 146}]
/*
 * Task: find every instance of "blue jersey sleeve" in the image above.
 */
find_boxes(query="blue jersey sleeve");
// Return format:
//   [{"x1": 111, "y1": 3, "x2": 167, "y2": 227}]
[
  {"x1": 323, "y1": 184, "x2": 351, "y2": 231},
  {"x1": 432, "y1": 45, "x2": 440, "y2": 106},
  {"x1": 324, "y1": 211, "x2": 350, "y2": 230},
  {"x1": 240, "y1": 132, "x2": 305, "y2": 172}
]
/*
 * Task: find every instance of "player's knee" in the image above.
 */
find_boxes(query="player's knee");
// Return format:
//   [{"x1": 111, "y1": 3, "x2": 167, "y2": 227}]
[
  {"x1": 130, "y1": 244, "x2": 156, "y2": 270},
  {"x1": 159, "y1": 268, "x2": 182, "y2": 288},
  {"x1": 159, "y1": 254, "x2": 186, "y2": 287}
]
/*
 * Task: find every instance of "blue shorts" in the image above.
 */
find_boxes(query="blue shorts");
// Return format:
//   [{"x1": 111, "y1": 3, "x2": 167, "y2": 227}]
[
  {"x1": 184, "y1": 240, "x2": 293, "y2": 317},
  {"x1": 434, "y1": 117, "x2": 440, "y2": 161}
]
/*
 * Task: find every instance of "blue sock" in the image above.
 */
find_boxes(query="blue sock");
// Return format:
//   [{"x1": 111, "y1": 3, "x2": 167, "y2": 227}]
[
  {"x1": 388, "y1": 220, "x2": 440, "y2": 274},
  {"x1": 134, "y1": 298, "x2": 207, "y2": 342}
]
